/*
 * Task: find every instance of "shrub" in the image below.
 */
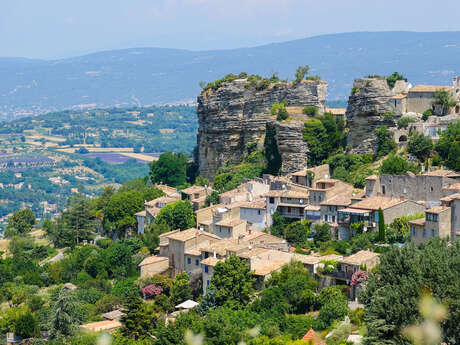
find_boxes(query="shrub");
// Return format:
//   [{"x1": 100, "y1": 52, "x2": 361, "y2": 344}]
[
  {"x1": 351, "y1": 87, "x2": 360, "y2": 94},
  {"x1": 408, "y1": 132, "x2": 433, "y2": 161},
  {"x1": 386, "y1": 72, "x2": 406, "y2": 88},
  {"x1": 302, "y1": 106, "x2": 318, "y2": 116},
  {"x1": 397, "y1": 116, "x2": 415, "y2": 129},
  {"x1": 380, "y1": 154, "x2": 418, "y2": 175},
  {"x1": 422, "y1": 109, "x2": 433, "y2": 121}
]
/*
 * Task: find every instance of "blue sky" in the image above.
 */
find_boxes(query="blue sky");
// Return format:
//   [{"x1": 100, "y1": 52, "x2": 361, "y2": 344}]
[{"x1": 1, "y1": 0, "x2": 460, "y2": 59}]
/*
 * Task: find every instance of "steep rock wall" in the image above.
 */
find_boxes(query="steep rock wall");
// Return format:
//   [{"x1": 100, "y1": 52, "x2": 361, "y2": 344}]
[
  {"x1": 197, "y1": 79, "x2": 327, "y2": 178},
  {"x1": 275, "y1": 121, "x2": 309, "y2": 175},
  {"x1": 346, "y1": 78, "x2": 408, "y2": 154}
]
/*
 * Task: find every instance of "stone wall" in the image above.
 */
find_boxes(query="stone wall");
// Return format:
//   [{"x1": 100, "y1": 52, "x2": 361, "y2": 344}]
[
  {"x1": 197, "y1": 79, "x2": 327, "y2": 178},
  {"x1": 365, "y1": 173, "x2": 457, "y2": 204}
]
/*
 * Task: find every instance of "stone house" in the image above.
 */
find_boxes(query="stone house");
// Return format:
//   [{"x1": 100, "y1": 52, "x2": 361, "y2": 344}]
[
  {"x1": 138, "y1": 256, "x2": 169, "y2": 278},
  {"x1": 214, "y1": 219, "x2": 247, "y2": 239},
  {"x1": 406, "y1": 85, "x2": 457, "y2": 115},
  {"x1": 309, "y1": 179, "x2": 354, "y2": 206},
  {"x1": 364, "y1": 170, "x2": 459, "y2": 205},
  {"x1": 265, "y1": 188, "x2": 310, "y2": 223},
  {"x1": 164, "y1": 228, "x2": 221, "y2": 276},
  {"x1": 440, "y1": 193, "x2": 460, "y2": 240},
  {"x1": 319, "y1": 195, "x2": 352, "y2": 239},
  {"x1": 135, "y1": 194, "x2": 181, "y2": 234},
  {"x1": 337, "y1": 195, "x2": 425, "y2": 240},
  {"x1": 409, "y1": 205, "x2": 452, "y2": 244},
  {"x1": 236, "y1": 199, "x2": 268, "y2": 230},
  {"x1": 219, "y1": 179, "x2": 270, "y2": 205},
  {"x1": 181, "y1": 185, "x2": 213, "y2": 210},
  {"x1": 290, "y1": 164, "x2": 330, "y2": 187}
]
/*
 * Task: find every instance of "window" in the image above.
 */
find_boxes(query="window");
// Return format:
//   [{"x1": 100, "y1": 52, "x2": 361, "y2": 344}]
[
  {"x1": 431, "y1": 229, "x2": 436, "y2": 237},
  {"x1": 195, "y1": 259, "x2": 199, "y2": 266},
  {"x1": 206, "y1": 280, "x2": 210, "y2": 286},
  {"x1": 422, "y1": 229, "x2": 427, "y2": 238},
  {"x1": 257, "y1": 209, "x2": 261, "y2": 215},
  {"x1": 205, "y1": 266, "x2": 208, "y2": 273},
  {"x1": 187, "y1": 257, "x2": 191, "y2": 265},
  {"x1": 332, "y1": 215, "x2": 336, "y2": 222},
  {"x1": 382, "y1": 185, "x2": 386, "y2": 195}
]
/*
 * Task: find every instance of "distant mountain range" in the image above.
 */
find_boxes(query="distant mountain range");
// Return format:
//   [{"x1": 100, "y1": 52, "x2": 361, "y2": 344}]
[{"x1": 1, "y1": 31, "x2": 460, "y2": 120}]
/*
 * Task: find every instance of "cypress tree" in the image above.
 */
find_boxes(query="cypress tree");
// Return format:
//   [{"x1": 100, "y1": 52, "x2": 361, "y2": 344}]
[{"x1": 378, "y1": 208, "x2": 385, "y2": 242}]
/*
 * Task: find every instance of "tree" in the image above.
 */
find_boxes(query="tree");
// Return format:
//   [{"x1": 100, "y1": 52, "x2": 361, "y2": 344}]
[
  {"x1": 149, "y1": 152, "x2": 188, "y2": 187},
  {"x1": 264, "y1": 124, "x2": 282, "y2": 175},
  {"x1": 380, "y1": 154, "x2": 417, "y2": 175},
  {"x1": 156, "y1": 200, "x2": 195, "y2": 230},
  {"x1": 210, "y1": 255, "x2": 255, "y2": 309},
  {"x1": 62, "y1": 195, "x2": 94, "y2": 245},
  {"x1": 377, "y1": 208, "x2": 385, "y2": 242},
  {"x1": 386, "y1": 72, "x2": 406, "y2": 88},
  {"x1": 171, "y1": 272, "x2": 192, "y2": 305},
  {"x1": 267, "y1": 260, "x2": 318, "y2": 314},
  {"x1": 375, "y1": 126, "x2": 396, "y2": 159},
  {"x1": 284, "y1": 220, "x2": 311, "y2": 247},
  {"x1": 197, "y1": 289, "x2": 217, "y2": 315},
  {"x1": 433, "y1": 89, "x2": 457, "y2": 115},
  {"x1": 435, "y1": 121, "x2": 460, "y2": 171},
  {"x1": 49, "y1": 287, "x2": 82, "y2": 339},
  {"x1": 121, "y1": 295, "x2": 158, "y2": 340},
  {"x1": 5, "y1": 209, "x2": 35, "y2": 237},
  {"x1": 204, "y1": 191, "x2": 220, "y2": 207},
  {"x1": 313, "y1": 223, "x2": 331, "y2": 244},
  {"x1": 408, "y1": 133, "x2": 433, "y2": 161},
  {"x1": 360, "y1": 239, "x2": 460, "y2": 345},
  {"x1": 295, "y1": 65, "x2": 310, "y2": 83}
]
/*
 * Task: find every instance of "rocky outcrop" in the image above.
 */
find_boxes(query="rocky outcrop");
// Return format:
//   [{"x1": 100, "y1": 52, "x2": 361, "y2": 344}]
[
  {"x1": 275, "y1": 121, "x2": 309, "y2": 175},
  {"x1": 346, "y1": 78, "x2": 409, "y2": 154},
  {"x1": 197, "y1": 79, "x2": 327, "y2": 178}
]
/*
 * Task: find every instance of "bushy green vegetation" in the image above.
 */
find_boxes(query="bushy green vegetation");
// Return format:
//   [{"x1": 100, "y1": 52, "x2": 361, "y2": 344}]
[
  {"x1": 434, "y1": 121, "x2": 460, "y2": 171},
  {"x1": 433, "y1": 89, "x2": 458, "y2": 115},
  {"x1": 302, "y1": 106, "x2": 318, "y2": 117},
  {"x1": 360, "y1": 239, "x2": 460, "y2": 345},
  {"x1": 270, "y1": 100, "x2": 289, "y2": 121},
  {"x1": 408, "y1": 132, "x2": 433, "y2": 161},
  {"x1": 397, "y1": 116, "x2": 415, "y2": 129},
  {"x1": 149, "y1": 152, "x2": 189, "y2": 188},
  {"x1": 422, "y1": 108, "x2": 433, "y2": 121},
  {"x1": 302, "y1": 113, "x2": 346, "y2": 166},
  {"x1": 327, "y1": 153, "x2": 375, "y2": 188},
  {"x1": 386, "y1": 72, "x2": 406, "y2": 88},
  {"x1": 380, "y1": 154, "x2": 418, "y2": 175},
  {"x1": 375, "y1": 126, "x2": 397, "y2": 159}
]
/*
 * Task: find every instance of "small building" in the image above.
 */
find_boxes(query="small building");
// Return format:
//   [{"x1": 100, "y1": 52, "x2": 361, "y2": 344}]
[
  {"x1": 309, "y1": 179, "x2": 354, "y2": 206},
  {"x1": 138, "y1": 256, "x2": 169, "y2": 278},
  {"x1": 181, "y1": 185, "x2": 213, "y2": 210},
  {"x1": 102, "y1": 310, "x2": 125, "y2": 321},
  {"x1": 265, "y1": 189, "x2": 310, "y2": 223},
  {"x1": 337, "y1": 195, "x2": 425, "y2": 240},
  {"x1": 440, "y1": 193, "x2": 460, "y2": 240},
  {"x1": 290, "y1": 164, "x2": 330, "y2": 187},
  {"x1": 80, "y1": 320, "x2": 123, "y2": 333},
  {"x1": 409, "y1": 206, "x2": 452, "y2": 244},
  {"x1": 406, "y1": 85, "x2": 455, "y2": 115},
  {"x1": 214, "y1": 219, "x2": 247, "y2": 239},
  {"x1": 302, "y1": 327, "x2": 326, "y2": 345}
]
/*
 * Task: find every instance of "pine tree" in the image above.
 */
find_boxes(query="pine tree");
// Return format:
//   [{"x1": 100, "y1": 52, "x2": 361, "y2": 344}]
[{"x1": 49, "y1": 287, "x2": 81, "y2": 339}]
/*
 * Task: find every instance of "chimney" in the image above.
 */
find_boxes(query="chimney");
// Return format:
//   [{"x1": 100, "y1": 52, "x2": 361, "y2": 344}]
[{"x1": 213, "y1": 250, "x2": 216, "y2": 258}]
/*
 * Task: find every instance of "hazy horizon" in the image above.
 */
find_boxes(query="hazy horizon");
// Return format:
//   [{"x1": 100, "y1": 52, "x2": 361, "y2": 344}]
[{"x1": 2, "y1": 0, "x2": 460, "y2": 59}]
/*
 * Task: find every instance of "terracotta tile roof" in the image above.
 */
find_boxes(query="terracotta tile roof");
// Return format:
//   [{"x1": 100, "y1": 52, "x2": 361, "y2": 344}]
[
  {"x1": 320, "y1": 195, "x2": 352, "y2": 207},
  {"x1": 305, "y1": 205, "x2": 321, "y2": 211},
  {"x1": 365, "y1": 175, "x2": 378, "y2": 180},
  {"x1": 409, "y1": 85, "x2": 452, "y2": 93},
  {"x1": 292, "y1": 170, "x2": 308, "y2": 177},
  {"x1": 215, "y1": 219, "x2": 246, "y2": 227},
  {"x1": 138, "y1": 256, "x2": 168, "y2": 267},
  {"x1": 135, "y1": 210, "x2": 147, "y2": 217},
  {"x1": 252, "y1": 262, "x2": 285, "y2": 276},
  {"x1": 235, "y1": 199, "x2": 266, "y2": 210},
  {"x1": 390, "y1": 93, "x2": 408, "y2": 99},
  {"x1": 264, "y1": 189, "x2": 310, "y2": 198},
  {"x1": 166, "y1": 228, "x2": 221, "y2": 242},
  {"x1": 156, "y1": 184, "x2": 178, "y2": 195},
  {"x1": 443, "y1": 183, "x2": 460, "y2": 191},
  {"x1": 440, "y1": 193, "x2": 460, "y2": 202},
  {"x1": 426, "y1": 206, "x2": 450, "y2": 214},
  {"x1": 200, "y1": 257, "x2": 222, "y2": 267},
  {"x1": 80, "y1": 320, "x2": 122, "y2": 332},
  {"x1": 342, "y1": 250, "x2": 379, "y2": 266},
  {"x1": 339, "y1": 207, "x2": 371, "y2": 214},
  {"x1": 424, "y1": 169, "x2": 457, "y2": 177},
  {"x1": 349, "y1": 196, "x2": 406, "y2": 211},
  {"x1": 238, "y1": 247, "x2": 271, "y2": 259},
  {"x1": 184, "y1": 248, "x2": 202, "y2": 256},
  {"x1": 145, "y1": 195, "x2": 179, "y2": 207},
  {"x1": 409, "y1": 218, "x2": 426, "y2": 226},
  {"x1": 302, "y1": 327, "x2": 316, "y2": 341},
  {"x1": 181, "y1": 185, "x2": 207, "y2": 195}
]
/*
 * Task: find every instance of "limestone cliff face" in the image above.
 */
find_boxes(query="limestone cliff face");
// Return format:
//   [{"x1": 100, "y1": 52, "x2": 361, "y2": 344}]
[
  {"x1": 346, "y1": 78, "x2": 409, "y2": 154},
  {"x1": 275, "y1": 121, "x2": 309, "y2": 175},
  {"x1": 197, "y1": 79, "x2": 327, "y2": 178}
]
